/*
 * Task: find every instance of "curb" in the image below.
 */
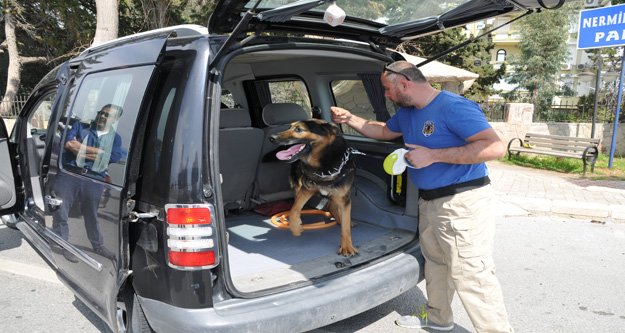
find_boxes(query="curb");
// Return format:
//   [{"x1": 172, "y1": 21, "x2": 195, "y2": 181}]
[{"x1": 497, "y1": 196, "x2": 625, "y2": 223}]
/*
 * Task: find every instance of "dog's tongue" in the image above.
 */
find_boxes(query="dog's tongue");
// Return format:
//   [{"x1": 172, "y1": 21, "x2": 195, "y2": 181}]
[{"x1": 276, "y1": 144, "x2": 305, "y2": 160}]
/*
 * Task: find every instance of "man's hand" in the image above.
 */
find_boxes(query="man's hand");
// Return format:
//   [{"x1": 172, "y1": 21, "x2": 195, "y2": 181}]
[
  {"x1": 330, "y1": 106, "x2": 352, "y2": 124},
  {"x1": 404, "y1": 128, "x2": 506, "y2": 168},
  {"x1": 64, "y1": 139, "x2": 82, "y2": 156},
  {"x1": 404, "y1": 144, "x2": 435, "y2": 169}
]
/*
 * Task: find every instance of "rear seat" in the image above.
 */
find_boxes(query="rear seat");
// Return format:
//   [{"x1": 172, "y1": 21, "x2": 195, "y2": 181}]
[
  {"x1": 254, "y1": 103, "x2": 309, "y2": 203},
  {"x1": 219, "y1": 108, "x2": 263, "y2": 211}
]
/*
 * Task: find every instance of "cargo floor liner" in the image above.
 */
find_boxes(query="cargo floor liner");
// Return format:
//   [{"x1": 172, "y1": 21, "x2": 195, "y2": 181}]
[{"x1": 226, "y1": 211, "x2": 414, "y2": 292}]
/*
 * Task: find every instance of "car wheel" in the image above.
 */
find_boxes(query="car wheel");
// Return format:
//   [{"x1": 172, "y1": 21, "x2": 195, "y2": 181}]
[
  {"x1": 1, "y1": 214, "x2": 18, "y2": 230},
  {"x1": 116, "y1": 290, "x2": 154, "y2": 333}
]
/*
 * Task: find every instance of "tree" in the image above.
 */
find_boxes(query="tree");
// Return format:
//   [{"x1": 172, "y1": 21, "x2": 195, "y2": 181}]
[
  {"x1": 397, "y1": 26, "x2": 505, "y2": 102},
  {"x1": 93, "y1": 0, "x2": 119, "y2": 46},
  {"x1": 504, "y1": 4, "x2": 577, "y2": 115},
  {"x1": 0, "y1": 1, "x2": 46, "y2": 116}
]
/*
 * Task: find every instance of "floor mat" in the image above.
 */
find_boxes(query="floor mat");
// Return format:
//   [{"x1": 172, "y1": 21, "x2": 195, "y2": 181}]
[{"x1": 226, "y1": 212, "x2": 389, "y2": 278}]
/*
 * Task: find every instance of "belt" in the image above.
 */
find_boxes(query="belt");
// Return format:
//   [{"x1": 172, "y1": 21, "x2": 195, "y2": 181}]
[
  {"x1": 418, "y1": 176, "x2": 490, "y2": 201},
  {"x1": 65, "y1": 165, "x2": 105, "y2": 179}
]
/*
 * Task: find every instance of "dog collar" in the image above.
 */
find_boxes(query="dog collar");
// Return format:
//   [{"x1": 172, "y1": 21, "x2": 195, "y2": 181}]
[{"x1": 312, "y1": 147, "x2": 365, "y2": 180}]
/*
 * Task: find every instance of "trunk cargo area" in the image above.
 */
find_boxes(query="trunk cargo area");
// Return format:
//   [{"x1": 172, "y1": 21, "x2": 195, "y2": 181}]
[{"x1": 225, "y1": 175, "x2": 418, "y2": 293}]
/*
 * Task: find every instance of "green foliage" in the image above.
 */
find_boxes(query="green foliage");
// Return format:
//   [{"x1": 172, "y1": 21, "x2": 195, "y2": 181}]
[
  {"x1": 506, "y1": 154, "x2": 579, "y2": 173},
  {"x1": 505, "y1": 154, "x2": 625, "y2": 179},
  {"x1": 505, "y1": 3, "x2": 578, "y2": 112},
  {"x1": 119, "y1": 0, "x2": 218, "y2": 32},
  {"x1": 398, "y1": 26, "x2": 504, "y2": 102},
  {"x1": 0, "y1": 1, "x2": 96, "y2": 93},
  {"x1": 0, "y1": 0, "x2": 218, "y2": 94}
]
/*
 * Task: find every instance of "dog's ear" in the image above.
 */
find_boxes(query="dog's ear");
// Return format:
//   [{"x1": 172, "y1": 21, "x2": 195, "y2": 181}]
[
  {"x1": 306, "y1": 119, "x2": 338, "y2": 136},
  {"x1": 325, "y1": 122, "x2": 339, "y2": 135}
]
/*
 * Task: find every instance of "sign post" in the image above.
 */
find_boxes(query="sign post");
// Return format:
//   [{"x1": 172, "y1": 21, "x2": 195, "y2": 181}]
[{"x1": 578, "y1": 4, "x2": 625, "y2": 168}]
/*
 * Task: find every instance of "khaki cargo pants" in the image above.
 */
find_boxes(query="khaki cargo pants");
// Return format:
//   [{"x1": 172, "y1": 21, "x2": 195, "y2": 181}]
[{"x1": 418, "y1": 185, "x2": 513, "y2": 333}]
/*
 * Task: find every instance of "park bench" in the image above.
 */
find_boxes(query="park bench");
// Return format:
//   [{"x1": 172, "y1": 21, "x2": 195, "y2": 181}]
[{"x1": 507, "y1": 133, "x2": 600, "y2": 175}]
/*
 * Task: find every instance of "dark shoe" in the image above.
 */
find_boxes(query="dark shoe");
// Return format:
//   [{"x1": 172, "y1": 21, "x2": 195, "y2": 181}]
[
  {"x1": 62, "y1": 249, "x2": 79, "y2": 263},
  {"x1": 395, "y1": 315, "x2": 454, "y2": 331},
  {"x1": 93, "y1": 246, "x2": 114, "y2": 259}
]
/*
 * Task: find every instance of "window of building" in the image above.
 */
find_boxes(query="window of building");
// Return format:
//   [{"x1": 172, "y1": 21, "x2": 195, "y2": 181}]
[{"x1": 496, "y1": 49, "x2": 507, "y2": 62}]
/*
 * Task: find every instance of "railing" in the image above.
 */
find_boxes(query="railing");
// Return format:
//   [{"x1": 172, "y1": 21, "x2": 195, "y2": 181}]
[
  {"x1": 0, "y1": 95, "x2": 30, "y2": 118},
  {"x1": 481, "y1": 102, "x2": 621, "y2": 123}
]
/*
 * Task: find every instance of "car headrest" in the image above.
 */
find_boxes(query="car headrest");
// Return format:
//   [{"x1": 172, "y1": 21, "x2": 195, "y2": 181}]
[
  {"x1": 220, "y1": 108, "x2": 252, "y2": 128},
  {"x1": 262, "y1": 103, "x2": 309, "y2": 126}
]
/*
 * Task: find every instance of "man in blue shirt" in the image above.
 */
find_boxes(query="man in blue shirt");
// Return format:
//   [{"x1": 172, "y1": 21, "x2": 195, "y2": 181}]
[
  {"x1": 52, "y1": 104, "x2": 124, "y2": 261},
  {"x1": 331, "y1": 61, "x2": 512, "y2": 332}
]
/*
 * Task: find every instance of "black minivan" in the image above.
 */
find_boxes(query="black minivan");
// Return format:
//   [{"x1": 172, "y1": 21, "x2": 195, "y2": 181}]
[{"x1": 0, "y1": 0, "x2": 565, "y2": 332}]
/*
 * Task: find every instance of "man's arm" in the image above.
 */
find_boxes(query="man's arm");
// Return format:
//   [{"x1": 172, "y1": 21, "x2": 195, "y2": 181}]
[
  {"x1": 330, "y1": 106, "x2": 401, "y2": 141},
  {"x1": 108, "y1": 134, "x2": 125, "y2": 163},
  {"x1": 405, "y1": 128, "x2": 505, "y2": 169},
  {"x1": 64, "y1": 140, "x2": 103, "y2": 161}
]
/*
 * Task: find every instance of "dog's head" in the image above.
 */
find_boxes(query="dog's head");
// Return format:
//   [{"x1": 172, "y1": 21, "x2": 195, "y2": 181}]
[{"x1": 269, "y1": 119, "x2": 339, "y2": 163}]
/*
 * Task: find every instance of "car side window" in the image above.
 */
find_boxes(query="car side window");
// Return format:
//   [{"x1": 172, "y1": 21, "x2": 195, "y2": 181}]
[
  {"x1": 331, "y1": 79, "x2": 396, "y2": 137},
  {"x1": 59, "y1": 66, "x2": 154, "y2": 186},
  {"x1": 24, "y1": 92, "x2": 56, "y2": 211},
  {"x1": 267, "y1": 79, "x2": 312, "y2": 117},
  {"x1": 28, "y1": 93, "x2": 55, "y2": 137}
]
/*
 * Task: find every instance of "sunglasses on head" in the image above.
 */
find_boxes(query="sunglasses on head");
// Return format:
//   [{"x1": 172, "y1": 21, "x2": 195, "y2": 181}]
[{"x1": 384, "y1": 63, "x2": 411, "y2": 81}]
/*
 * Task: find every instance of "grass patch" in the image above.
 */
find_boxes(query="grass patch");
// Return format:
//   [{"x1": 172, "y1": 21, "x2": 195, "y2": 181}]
[{"x1": 503, "y1": 153, "x2": 625, "y2": 180}]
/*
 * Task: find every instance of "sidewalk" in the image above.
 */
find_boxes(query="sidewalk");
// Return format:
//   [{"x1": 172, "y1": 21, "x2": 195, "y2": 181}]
[{"x1": 487, "y1": 161, "x2": 625, "y2": 223}]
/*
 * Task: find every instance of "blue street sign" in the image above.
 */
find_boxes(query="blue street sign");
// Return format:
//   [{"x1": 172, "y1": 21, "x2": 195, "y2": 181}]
[{"x1": 578, "y1": 4, "x2": 625, "y2": 50}]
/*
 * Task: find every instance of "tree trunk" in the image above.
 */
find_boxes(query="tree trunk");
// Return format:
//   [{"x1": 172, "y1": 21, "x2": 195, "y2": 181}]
[
  {"x1": 0, "y1": 11, "x2": 21, "y2": 117},
  {"x1": 92, "y1": 0, "x2": 119, "y2": 47}
]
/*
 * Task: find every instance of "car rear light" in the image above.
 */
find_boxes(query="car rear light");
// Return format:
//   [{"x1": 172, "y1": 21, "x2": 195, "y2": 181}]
[{"x1": 165, "y1": 204, "x2": 219, "y2": 270}]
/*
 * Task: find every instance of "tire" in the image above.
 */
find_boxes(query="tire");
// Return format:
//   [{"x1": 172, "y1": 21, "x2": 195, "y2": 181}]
[
  {"x1": 1, "y1": 214, "x2": 19, "y2": 230},
  {"x1": 116, "y1": 290, "x2": 154, "y2": 333}
]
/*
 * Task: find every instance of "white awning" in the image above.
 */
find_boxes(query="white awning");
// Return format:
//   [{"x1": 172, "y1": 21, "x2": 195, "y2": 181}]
[{"x1": 395, "y1": 52, "x2": 480, "y2": 94}]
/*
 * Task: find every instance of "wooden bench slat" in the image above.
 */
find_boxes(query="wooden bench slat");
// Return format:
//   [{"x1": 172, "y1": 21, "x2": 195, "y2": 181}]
[
  {"x1": 525, "y1": 133, "x2": 600, "y2": 144},
  {"x1": 526, "y1": 142, "x2": 595, "y2": 151},
  {"x1": 525, "y1": 138, "x2": 598, "y2": 148},
  {"x1": 508, "y1": 147, "x2": 592, "y2": 158}
]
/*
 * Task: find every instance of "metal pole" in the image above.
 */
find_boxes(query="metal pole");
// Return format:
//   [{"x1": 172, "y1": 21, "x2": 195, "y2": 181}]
[
  {"x1": 608, "y1": 53, "x2": 625, "y2": 168},
  {"x1": 592, "y1": 59, "x2": 602, "y2": 139}
]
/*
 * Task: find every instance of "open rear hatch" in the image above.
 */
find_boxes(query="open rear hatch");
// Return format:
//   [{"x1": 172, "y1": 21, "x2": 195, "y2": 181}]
[
  {"x1": 209, "y1": 0, "x2": 568, "y2": 50},
  {"x1": 209, "y1": 0, "x2": 569, "y2": 295}
]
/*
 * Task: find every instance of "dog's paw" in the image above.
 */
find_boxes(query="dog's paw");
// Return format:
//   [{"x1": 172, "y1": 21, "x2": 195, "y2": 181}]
[
  {"x1": 289, "y1": 223, "x2": 304, "y2": 236},
  {"x1": 338, "y1": 245, "x2": 358, "y2": 257}
]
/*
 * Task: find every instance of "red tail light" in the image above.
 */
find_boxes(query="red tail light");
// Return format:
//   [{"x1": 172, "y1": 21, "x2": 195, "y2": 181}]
[
  {"x1": 165, "y1": 204, "x2": 219, "y2": 270},
  {"x1": 166, "y1": 207, "x2": 211, "y2": 225},
  {"x1": 169, "y1": 251, "x2": 215, "y2": 267}
]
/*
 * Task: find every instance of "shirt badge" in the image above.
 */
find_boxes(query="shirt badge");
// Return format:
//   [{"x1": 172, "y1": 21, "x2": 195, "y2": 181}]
[{"x1": 422, "y1": 121, "x2": 435, "y2": 137}]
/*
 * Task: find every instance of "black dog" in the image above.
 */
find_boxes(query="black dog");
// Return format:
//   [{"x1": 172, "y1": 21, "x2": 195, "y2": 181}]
[{"x1": 269, "y1": 119, "x2": 358, "y2": 256}]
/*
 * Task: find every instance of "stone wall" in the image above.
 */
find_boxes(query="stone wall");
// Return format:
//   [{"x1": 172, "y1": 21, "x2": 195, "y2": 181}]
[{"x1": 491, "y1": 103, "x2": 625, "y2": 156}]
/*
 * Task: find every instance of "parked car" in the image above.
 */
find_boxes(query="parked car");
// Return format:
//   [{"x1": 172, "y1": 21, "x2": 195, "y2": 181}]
[{"x1": 0, "y1": 0, "x2": 566, "y2": 332}]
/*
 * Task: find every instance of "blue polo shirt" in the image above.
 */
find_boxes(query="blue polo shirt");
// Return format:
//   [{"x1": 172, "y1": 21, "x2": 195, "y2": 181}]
[{"x1": 386, "y1": 91, "x2": 491, "y2": 190}]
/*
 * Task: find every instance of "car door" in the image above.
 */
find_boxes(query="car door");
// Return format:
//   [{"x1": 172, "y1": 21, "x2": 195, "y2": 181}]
[
  {"x1": 22, "y1": 34, "x2": 170, "y2": 324},
  {"x1": 0, "y1": 118, "x2": 20, "y2": 214}
]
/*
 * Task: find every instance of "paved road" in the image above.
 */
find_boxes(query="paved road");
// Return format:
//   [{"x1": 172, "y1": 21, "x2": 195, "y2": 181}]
[{"x1": 2, "y1": 214, "x2": 624, "y2": 333}]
